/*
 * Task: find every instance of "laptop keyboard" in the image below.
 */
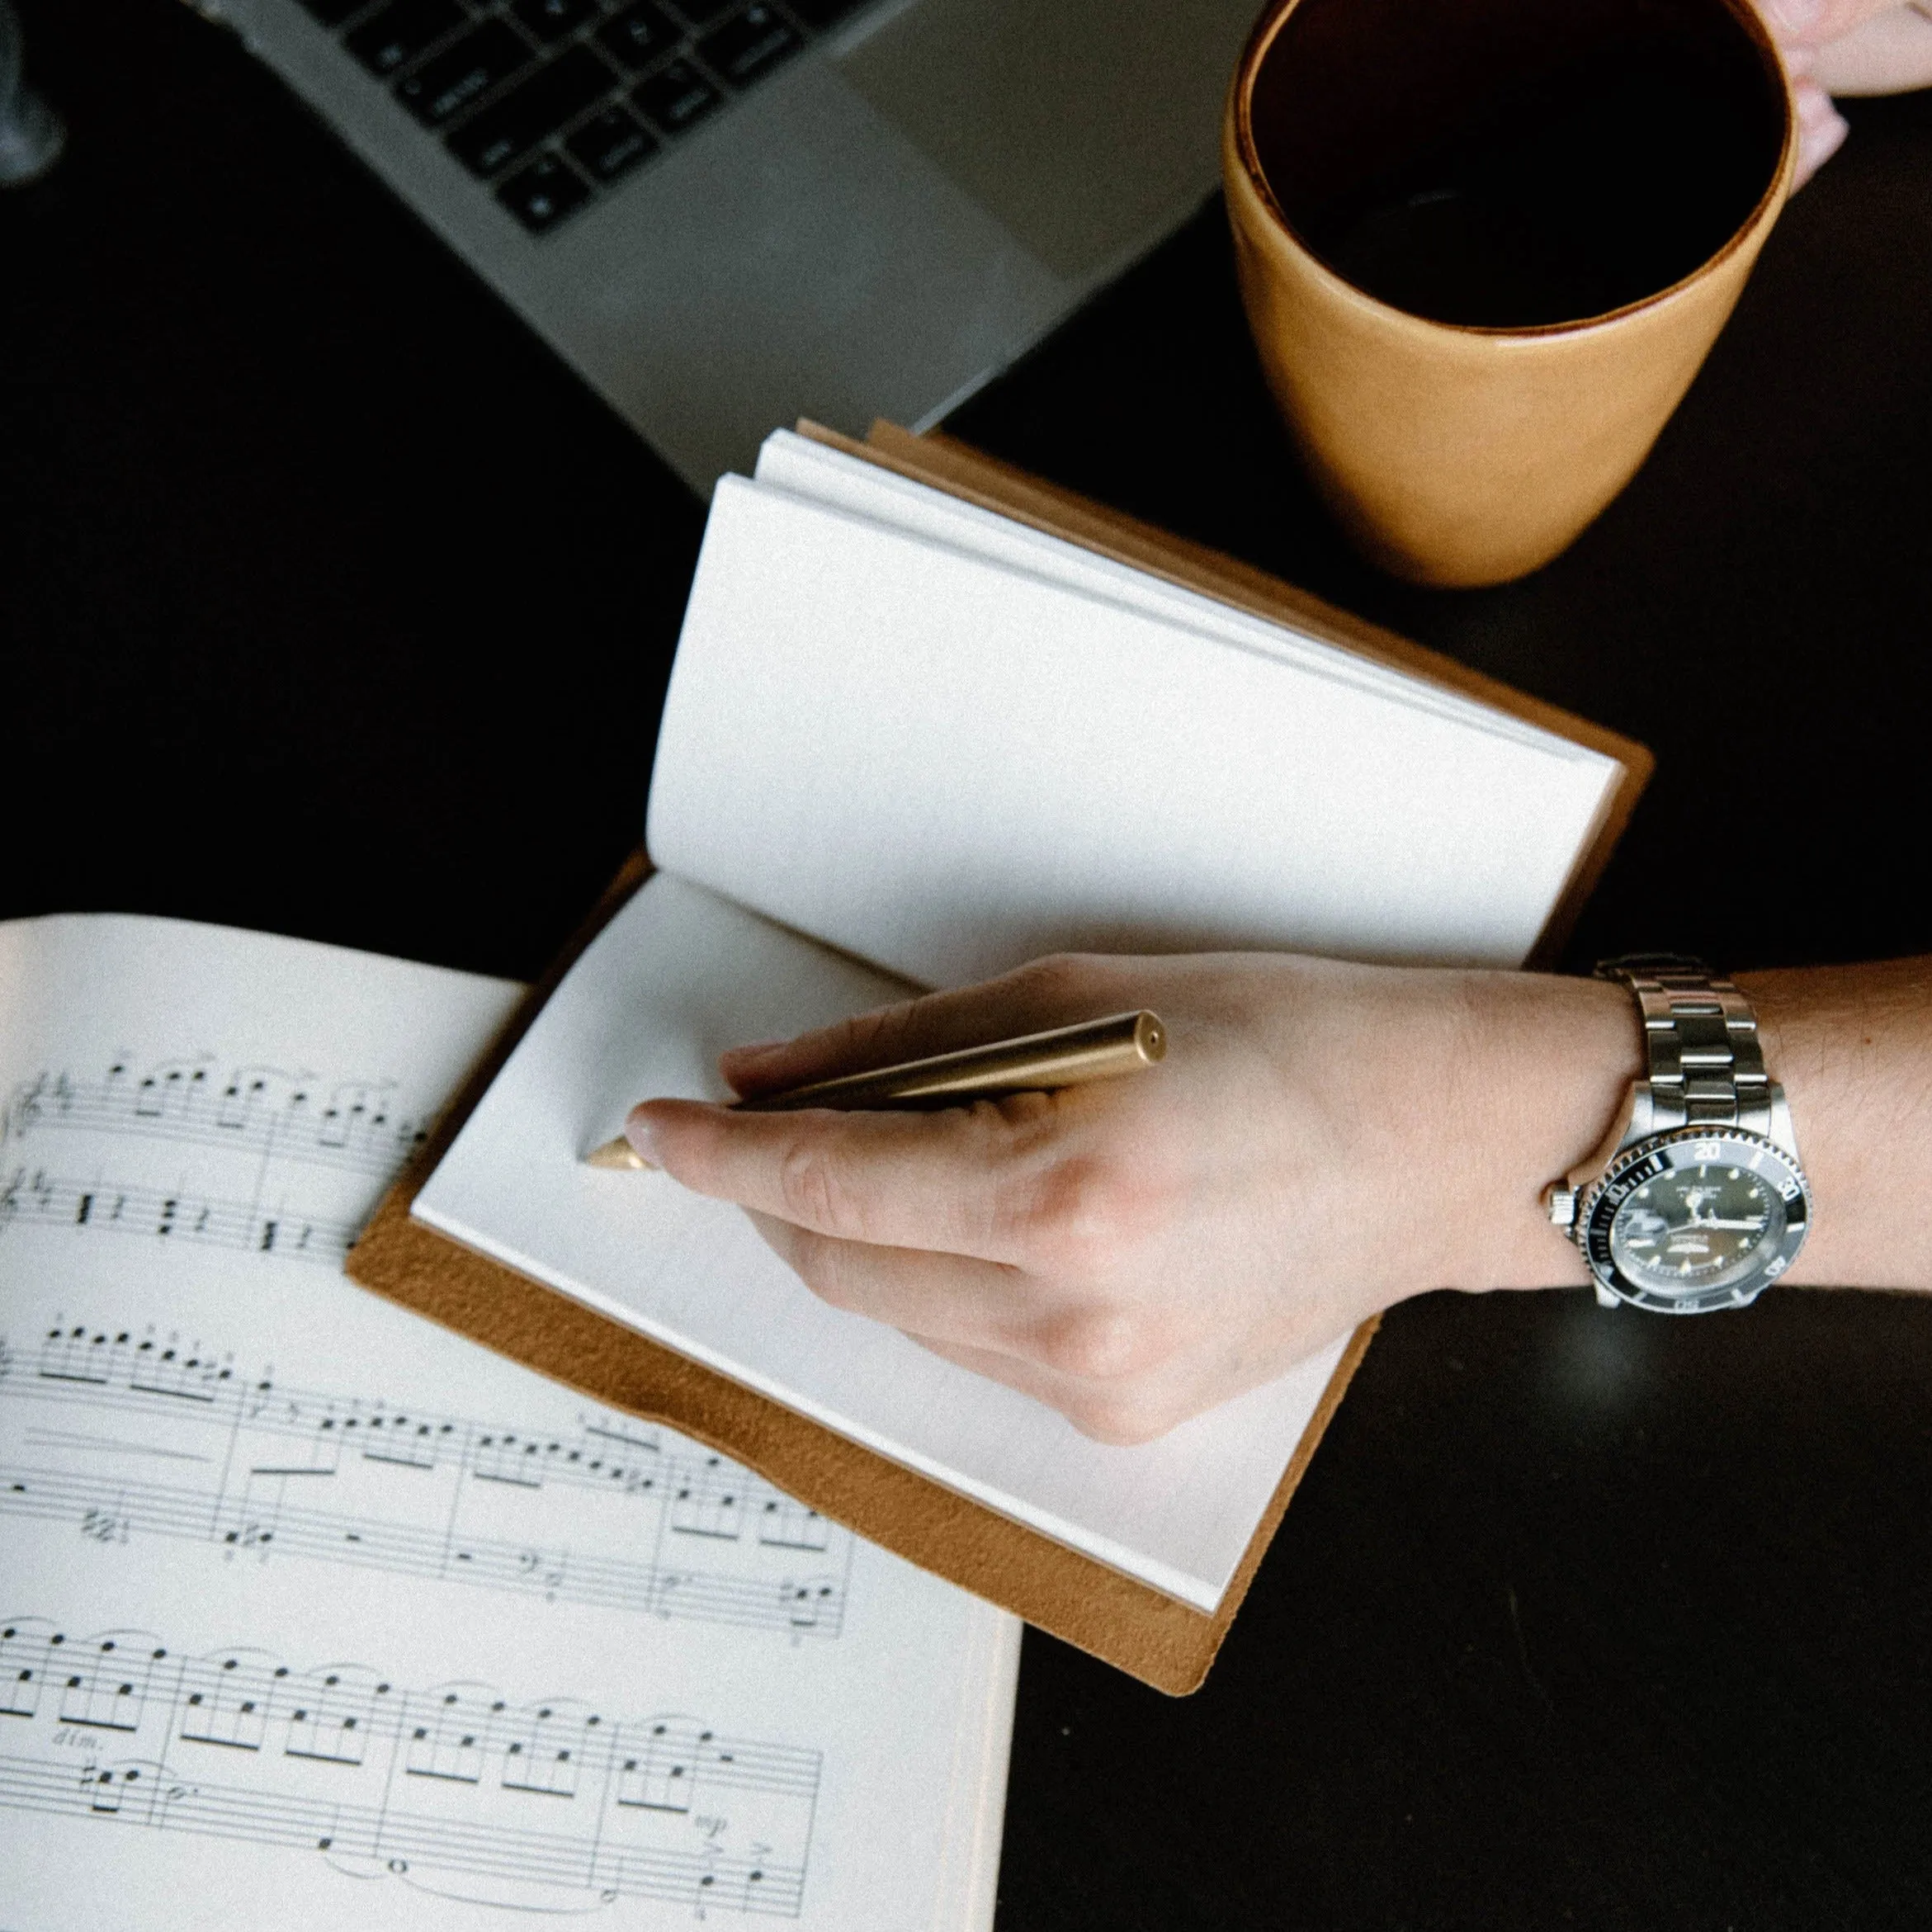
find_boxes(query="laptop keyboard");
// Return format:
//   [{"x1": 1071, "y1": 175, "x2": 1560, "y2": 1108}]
[{"x1": 303, "y1": 0, "x2": 874, "y2": 235}]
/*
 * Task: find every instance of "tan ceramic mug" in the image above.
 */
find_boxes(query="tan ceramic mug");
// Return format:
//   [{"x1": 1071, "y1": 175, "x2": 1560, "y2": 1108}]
[{"x1": 1224, "y1": 0, "x2": 1797, "y2": 588}]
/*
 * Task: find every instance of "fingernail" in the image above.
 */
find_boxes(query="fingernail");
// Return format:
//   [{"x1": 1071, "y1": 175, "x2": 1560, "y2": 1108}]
[
  {"x1": 723, "y1": 1037, "x2": 787, "y2": 1061},
  {"x1": 623, "y1": 1108, "x2": 664, "y2": 1168},
  {"x1": 1766, "y1": 0, "x2": 1822, "y2": 38}
]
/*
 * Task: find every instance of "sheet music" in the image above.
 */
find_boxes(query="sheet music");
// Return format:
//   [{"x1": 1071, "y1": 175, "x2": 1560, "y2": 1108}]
[
  {"x1": 0, "y1": 914, "x2": 1018, "y2": 1932},
  {"x1": 0, "y1": 1616, "x2": 820, "y2": 1915},
  {"x1": 5, "y1": 1318, "x2": 853, "y2": 1637}
]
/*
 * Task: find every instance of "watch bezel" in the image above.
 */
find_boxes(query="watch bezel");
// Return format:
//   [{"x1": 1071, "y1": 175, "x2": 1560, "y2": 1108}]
[{"x1": 1579, "y1": 1126, "x2": 1810, "y2": 1314}]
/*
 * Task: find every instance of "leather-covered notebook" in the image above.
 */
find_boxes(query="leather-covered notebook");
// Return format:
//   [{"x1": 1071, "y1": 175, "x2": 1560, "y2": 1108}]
[{"x1": 348, "y1": 422, "x2": 1650, "y2": 1694}]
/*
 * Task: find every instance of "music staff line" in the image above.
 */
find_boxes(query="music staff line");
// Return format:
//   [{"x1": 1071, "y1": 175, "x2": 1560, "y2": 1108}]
[
  {"x1": 2, "y1": 1466, "x2": 838, "y2": 1634},
  {"x1": 2, "y1": 1322, "x2": 852, "y2": 1641},
  {"x1": 0, "y1": 1758, "x2": 802, "y2": 1915},
  {"x1": 0, "y1": 1623, "x2": 818, "y2": 1798},
  {"x1": 4, "y1": 1063, "x2": 435, "y2": 1181},
  {"x1": 0, "y1": 1169, "x2": 355, "y2": 1267},
  {"x1": 18, "y1": 1322, "x2": 843, "y2": 1552},
  {"x1": 0, "y1": 1618, "x2": 815, "y2": 1917}
]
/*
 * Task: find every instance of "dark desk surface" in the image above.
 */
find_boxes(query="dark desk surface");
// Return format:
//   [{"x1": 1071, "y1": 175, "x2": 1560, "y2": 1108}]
[{"x1": 7, "y1": 2, "x2": 1932, "y2": 1924}]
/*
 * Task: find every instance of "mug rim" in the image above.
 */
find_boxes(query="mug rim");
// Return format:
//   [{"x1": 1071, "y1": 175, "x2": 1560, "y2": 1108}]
[{"x1": 1228, "y1": 0, "x2": 1798, "y2": 341}]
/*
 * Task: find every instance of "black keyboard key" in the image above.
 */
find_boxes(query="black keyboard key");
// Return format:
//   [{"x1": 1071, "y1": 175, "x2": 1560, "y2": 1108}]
[
  {"x1": 596, "y1": 2, "x2": 678, "y2": 73},
  {"x1": 512, "y1": 0, "x2": 598, "y2": 42},
  {"x1": 697, "y1": 4, "x2": 798, "y2": 87},
  {"x1": 785, "y1": 0, "x2": 871, "y2": 25},
  {"x1": 662, "y1": 0, "x2": 738, "y2": 26},
  {"x1": 295, "y1": 0, "x2": 371, "y2": 27},
  {"x1": 447, "y1": 46, "x2": 616, "y2": 175},
  {"x1": 566, "y1": 105, "x2": 658, "y2": 181},
  {"x1": 496, "y1": 154, "x2": 592, "y2": 232},
  {"x1": 632, "y1": 57, "x2": 720, "y2": 134},
  {"x1": 346, "y1": 0, "x2": 465, "y2": 75},
  {"x1": 396, "y1": 21, "x2": 533, "y2": 126}
]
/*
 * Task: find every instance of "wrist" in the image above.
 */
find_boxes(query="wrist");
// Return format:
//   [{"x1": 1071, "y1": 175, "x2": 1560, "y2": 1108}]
[
  {"x1": 1438, "y1": 971, "x2": 1643, "y2": 1292},
  {"x1": 1506, "y1": 958, "x2": 1830, "y2": 1311}
]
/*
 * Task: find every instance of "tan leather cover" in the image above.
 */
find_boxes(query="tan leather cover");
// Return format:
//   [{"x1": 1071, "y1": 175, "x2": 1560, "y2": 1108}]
[{"x1": 347, "y1": 428, "x2": 1651, "y2": 1694}]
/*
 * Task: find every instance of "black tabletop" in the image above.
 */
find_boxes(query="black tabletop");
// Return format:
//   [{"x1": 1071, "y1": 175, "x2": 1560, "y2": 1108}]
[{"x1": 7, "y1": 4, "x2": 1932, "y2": 1925}]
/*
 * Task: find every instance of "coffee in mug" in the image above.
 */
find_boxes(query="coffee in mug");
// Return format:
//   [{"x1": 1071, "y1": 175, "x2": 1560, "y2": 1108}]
[{"x1": 1224, "y1": 0, "x2": 1794, "y2": 586}]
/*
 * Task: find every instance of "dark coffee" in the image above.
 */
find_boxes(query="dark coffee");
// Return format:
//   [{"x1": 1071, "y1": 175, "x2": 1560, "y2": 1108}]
[{"x1": 1248, "y1": 0, "x2": 1787, "y2": 329}]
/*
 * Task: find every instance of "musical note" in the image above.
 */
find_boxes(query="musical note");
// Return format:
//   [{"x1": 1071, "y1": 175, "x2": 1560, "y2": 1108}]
[
  {"x1": 0, "y1": 1617, "x2": 818, "y2": 1917},
  {"x1": 1, "y1": 1320, "x2": 852, "y2": 1639},
  {"x1": 0, "y1": 915, "x2": 1016, "y2": 1932},
  {"x1": 0, "y1": 1053, "x2": 440, "y2": 1275},
  {"x1": 0, "y1": 1169, "x2": 358, "y2": 1268},
  {"x1": 54, "y1": 1632, "x2": 163, "y2": 1731},
  {"x1": 2, "y1": 1062, "x2": 434, "y2": 1179}
]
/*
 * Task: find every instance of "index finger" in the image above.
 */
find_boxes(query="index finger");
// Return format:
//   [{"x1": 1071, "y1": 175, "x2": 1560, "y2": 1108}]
[
  {"x1": 629, "y1": 1091, "x2": 1069, "y2": 1265},
  {"x1": 719, "y1": 956, "x2": 1137, "y2": 1101},
  {"x1": 1807, "y1": 2, "x2": 1932, "y2": 92},
  {"x1": 1756, "y1": 0, "x2": 1901, "y2": 47}
]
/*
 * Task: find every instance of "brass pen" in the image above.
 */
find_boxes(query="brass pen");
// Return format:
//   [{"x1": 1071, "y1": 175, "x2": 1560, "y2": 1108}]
[{"x1": 585, "y1": 1009, "x2": 1166, "y2": 1169}]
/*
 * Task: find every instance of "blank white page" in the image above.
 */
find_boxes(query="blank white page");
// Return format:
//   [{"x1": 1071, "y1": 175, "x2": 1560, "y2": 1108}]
[
  {"x1": 415, "y1": 873, "x2": 1350, "y2": 1613},
  {"x1": 753, "y1": 428, "x2": 1559, "y2": 746},
  {"x1": 646, "y1": 477, "x2": 1620, "y2": 990}
]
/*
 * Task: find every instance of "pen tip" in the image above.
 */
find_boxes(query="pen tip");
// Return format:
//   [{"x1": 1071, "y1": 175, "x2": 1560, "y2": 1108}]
[{"x1": 584, "y1": 1134, "x2": 654, "y2": 1171}]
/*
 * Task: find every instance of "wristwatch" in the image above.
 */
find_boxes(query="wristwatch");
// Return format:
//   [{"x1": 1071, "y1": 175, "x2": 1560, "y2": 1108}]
[{"x1": 1544, "y1": 956, "x2": 1811, "y2": 1313}]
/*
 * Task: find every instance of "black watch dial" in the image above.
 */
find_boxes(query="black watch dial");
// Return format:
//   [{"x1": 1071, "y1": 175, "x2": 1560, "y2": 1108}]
[
  {"x1": 1608, "y1": 1160, "x2": 1787, "y2": 1294},
  {"x1": 1584, "y1": 1129, "x2": 1809, "y2": 1313}
]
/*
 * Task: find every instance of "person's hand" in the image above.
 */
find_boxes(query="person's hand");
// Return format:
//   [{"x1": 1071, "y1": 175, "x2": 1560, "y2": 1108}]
[
  {"x1": 1757, "y1": 0, "x2": 1932, "y2": 184},
  {"x1": 626, "y1": 953, "x2": 1640, "y2": 1443}
]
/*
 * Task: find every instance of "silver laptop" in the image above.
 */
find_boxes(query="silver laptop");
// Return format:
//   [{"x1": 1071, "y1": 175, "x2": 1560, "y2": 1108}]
[{"x1": 206, "y1": 0, "x2": 1260, "y2": 490}]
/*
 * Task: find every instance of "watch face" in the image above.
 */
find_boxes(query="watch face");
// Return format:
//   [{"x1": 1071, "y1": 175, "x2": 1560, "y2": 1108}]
[
  {"x1": 1608, "y1": 1163, "x2": 1786, "y2": 1293},
  {"x1": 1583, "y1": 1129, "x2": 1809, "y2": 1313}
]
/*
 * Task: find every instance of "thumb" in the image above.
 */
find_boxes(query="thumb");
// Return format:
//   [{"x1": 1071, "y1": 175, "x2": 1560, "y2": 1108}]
[{"x1": 1789, "y1": 74, "x2": 1850, "y2": 187}]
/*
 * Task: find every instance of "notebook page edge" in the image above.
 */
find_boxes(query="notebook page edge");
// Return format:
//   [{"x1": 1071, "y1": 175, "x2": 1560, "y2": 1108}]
[
  {"x1": 830, "y1": 419, "x2": 1645, "y2": 772},
  {"x1": 755, "y1": 431, "x2": 1608, "y2": 763},
  {"x1": 922, "y1": 1594, "x2": 1022, "y2": 1932},
  {"x1": 952, "y1": 1604, "x2": 1023, "y2": 1932}
]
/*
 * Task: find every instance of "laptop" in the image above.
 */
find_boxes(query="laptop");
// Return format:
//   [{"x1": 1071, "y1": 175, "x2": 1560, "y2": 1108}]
[{"x1": 205, "y1": 0, "x2": 1262, "y2": 491}]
